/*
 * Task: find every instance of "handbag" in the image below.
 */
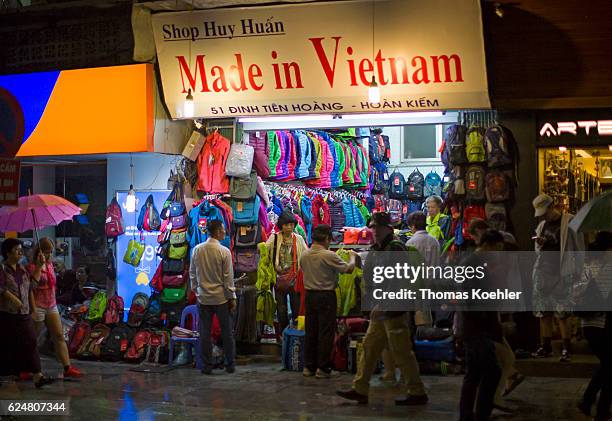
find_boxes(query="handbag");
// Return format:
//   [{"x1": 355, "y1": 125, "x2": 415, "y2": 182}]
[
  {"x1": 170, "y1": 214, "x2": 187, "y2": 229},
  {"x1": 162, "y1": 273, "x2": 186, "y2": 288},
  {"x1": 169, "y1": 229, "x2": 187, "y2": 245},
  {"x1": 168, "y1": 243, "x2": 188, "y2": 260},
  {"x1": 182, "y1": 130, "x2": 206, "y2": 162},
  {"x1": 161, "y1": 284, "x2": 187, "y2": 304},
  {"x1": 123, "y1": 239, "x2": 145, "y2": 266},
  {"x1": 163, "y1": 258, "x2": 185, "y2": 275}
]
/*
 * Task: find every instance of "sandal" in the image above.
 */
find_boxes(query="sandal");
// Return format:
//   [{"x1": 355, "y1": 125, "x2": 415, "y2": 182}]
[{"x1": 503, "y1": 373, "x2": 525, "y2": 397}]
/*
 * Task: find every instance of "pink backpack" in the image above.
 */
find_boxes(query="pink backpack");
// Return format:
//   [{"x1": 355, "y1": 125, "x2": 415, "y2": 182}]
[
  {"x1": 104, "y1": 295, "x2": 125, "y2": 325},
  {"x1": 105, "y1": 198, "x2": 124, "y2": 238}
]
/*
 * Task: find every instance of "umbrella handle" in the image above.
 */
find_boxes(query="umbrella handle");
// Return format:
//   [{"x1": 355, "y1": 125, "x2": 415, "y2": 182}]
[{"x1": 31, "y1": 209, "x2": 40, "y2": 246}]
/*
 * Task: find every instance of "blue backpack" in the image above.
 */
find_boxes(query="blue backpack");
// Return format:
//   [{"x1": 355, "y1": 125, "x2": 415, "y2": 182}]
[
  {"x1": 231, "y1": 196, "x2": 261, "y2": 225},
  {"x1": 424, "y1": 171, "x2": 442, "y2": 197},
  {"x1": 389, "y1": 171, "x2": 406, "y2": 199}
]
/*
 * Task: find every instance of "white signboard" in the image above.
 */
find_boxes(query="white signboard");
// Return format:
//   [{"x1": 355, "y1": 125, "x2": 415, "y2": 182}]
[{"x1": 152, "y1": 0, "x2": 490, "y2": 118}]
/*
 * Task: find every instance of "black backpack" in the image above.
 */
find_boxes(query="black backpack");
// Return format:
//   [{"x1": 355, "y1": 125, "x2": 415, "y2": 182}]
[
  {"x1": 142, "y1": 294, "x2": 162, "y2": 328},
  {"x1": 465, "y1": 165, "x2": 486, "y2": 202},
  {"x1": 161, "y1": 302, "x2": 185, "y2": 328},
  {"x1": 445, "y1": 124, "x2": 468, "y2": 167},
  {"x1": 389, "y1": 171, "x2": 406, "y2": 199},
  {"x1": 101, "y1": 324, "x2": 135, "y2": 362},
  {"x1": 406, "y1": 169, "x2": 425, "y2": 200}
]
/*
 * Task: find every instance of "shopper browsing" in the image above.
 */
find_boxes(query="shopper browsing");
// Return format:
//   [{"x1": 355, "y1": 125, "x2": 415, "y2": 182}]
[
  {"x1": 190, "y1": 220, "x2": 237, "y2": 375},
  {"x1": 300, "y1": 225, "x2": 357, "y2": 379},
  {"x1": 425, "y1": 195, "x2": 451, "y2": 243},
  {"x1": 266, "y1": 209, "x2": 308, "y2": 335},
  {"x1": 406, "y1": 211, "x2": 440, "y2": 266},
  {"x1": 0, "y1": 238, "x2": 53, "y2": 388},
  {"x1": 28, "y1": 238, "x2": 82, "y2": 379}
]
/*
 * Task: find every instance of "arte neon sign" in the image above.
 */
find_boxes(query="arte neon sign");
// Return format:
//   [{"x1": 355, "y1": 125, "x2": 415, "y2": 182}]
[{"x1": 540, "y1": 120, "x2": 612, "y2": 137}]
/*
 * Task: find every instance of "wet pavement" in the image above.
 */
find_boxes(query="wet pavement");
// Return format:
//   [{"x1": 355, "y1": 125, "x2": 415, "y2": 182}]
[{"x1": 0, "y1": 356, "x2": 593, "y2": 420}]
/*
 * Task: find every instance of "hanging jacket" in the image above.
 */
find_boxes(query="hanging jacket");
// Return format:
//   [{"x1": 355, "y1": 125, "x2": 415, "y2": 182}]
[
  {"x1": 317, "y1": 134, "x2": 335, "y2": 188},
  {"x1": 336, "y1": 249, "x2": 362, "y2": 316},
  {"x1": 212, "y1": 199, "x2": 234, "y2": 250},
  {"x1": 306, "y1": 132, "x2": 323, "y2": 180},
  {"x1": 258, "y1": 201, "x2": 272, "y2": 239},
  {"x1": 342, "y1": 143, "x2": 354, "y2": 184},
  {"x1": 267, "y1": 131, "x2": 281, "y2": 178},
  {"x1": 300, "y1": 195, "x2": 313, "y2": 244},
  {"x1": 311, "y1": 194, "x2": 331, "y2": 228},
  {"x1": 293, "y1": 214, "x2": 308, "y2": 244},
  {"x1": 196, "y1": 131, "x2": 231, "y2": 193},
  {"x1": 188, "y1": 200, "x2": 230, "y2": 251},
  {"x1": 273, "y1": 131, "x2": 288, "y2": 180},
  {"x1": 275, "y1": 131, "x2": 296, "y2": 182},
  {"x1": 249, "y1": 131, "x2": 270, "y2": 179},
  {"x1": 285, "y1": 131, "x2": 297, "y2": 181},
  {"x1": 318, "y1": 132, "x2": 339, "y2": 188},
  {"x1": 307, "y1": 135, "x2": 318, "y2": 179},
  {"x1": 342, "y1": 198, "x2": 356, "y2": 227},
  {"x1": 293, "y1": 130, "x2": 312, "y2": 179},
  {"x1": 348, "y1": 143, "x2": 361, "y2": 185},
  {"x1": 357, "y1": 145, "x2": 369, "y2": 188},
  {"x1": 256, "y1": 242, "x2": 276, "y2": 325},
  {"x1": 334, "y1": 140, "x2": 346, "y2": 187},
  {"x1": 356, "y1": 201, "x2": 371, "y2": 225},
  {"x1": 328, "y1": 198, "x2": 345, "y2": 232}
]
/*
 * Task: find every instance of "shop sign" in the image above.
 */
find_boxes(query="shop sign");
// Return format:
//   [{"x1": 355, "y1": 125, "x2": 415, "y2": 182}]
[
  {"x1": 151, "y1": 0, "x2": 490, "y2": 118},
  {"x1": 537, "y1": 109, "x2": 612, "y2": 144},
  {"x1": 539, "y1": 120, "x2": 612, "y2": 138},
  {"x1": 0, "y1": 158, "x2": 21, "y2": 206},
  {"x1": 115, "y1": 190, "x2": 168, "y2": 312}
]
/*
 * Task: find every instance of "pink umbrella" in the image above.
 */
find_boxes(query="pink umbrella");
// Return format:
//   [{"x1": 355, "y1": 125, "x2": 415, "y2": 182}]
[{"x1": 0, "y1": 194, "x2": 82, "y2": 237}]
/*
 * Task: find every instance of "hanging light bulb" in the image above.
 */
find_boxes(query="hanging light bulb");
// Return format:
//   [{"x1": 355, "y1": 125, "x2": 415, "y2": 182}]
[
  {"x1": 126, "y1": 154, "x2": 137, "y2": 212},
  {"x1": 126, "y1": 185, "x2": 137, "y2": 213},
  {"x1": 368, "y1": 76, "x2": 380, "y2": 104},
  {"x1": 183, "y1": 89, "x2": 195, "y2": 118}
]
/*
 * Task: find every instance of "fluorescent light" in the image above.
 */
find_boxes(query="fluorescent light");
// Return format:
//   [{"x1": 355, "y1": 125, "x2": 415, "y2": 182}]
[
  {"x1": 559, "y1": 146, "x2": 567, "y2": 152},
  {"x1": 238, "y1": 115, "x2": 335, "y2": 123},
  {"x1": 341, "y1": 112, "x2": 445, "y2": 120},
  {"x1": 609, "y1": 145, "x2": 612, "y2": 151}
]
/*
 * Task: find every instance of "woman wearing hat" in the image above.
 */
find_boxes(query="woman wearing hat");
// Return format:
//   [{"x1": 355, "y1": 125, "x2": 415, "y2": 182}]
[{"x1": 266, "y1": 209, "x2": 308, "y2": 335}]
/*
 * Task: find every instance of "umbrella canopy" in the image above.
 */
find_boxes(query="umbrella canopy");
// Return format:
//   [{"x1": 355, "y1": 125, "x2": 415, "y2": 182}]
[
  {"x1": 0, "y1": 194, "x2": 82, "y2": 233},
  {"x1": 569, "y1": 189, "x2": 612, "y2": 233}
]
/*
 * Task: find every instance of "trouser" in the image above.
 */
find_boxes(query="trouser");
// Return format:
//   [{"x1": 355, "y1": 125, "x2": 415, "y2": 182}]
[
  {"x1": 198, "y1": 303, "x2": 235, "y2": 370},
  {"x1": 583, "y1": 326, "x2": 612, "y2": 419},
  {"x1": 304, "y1": 290, "x2": 336, "y2": 373},
  {"x1": 352, "y1": 315, "x2": 425, "y2": 396},
  {"x1": 276, "y1": 286, "x2": 300, "y2": 333},
  {"x1": 494, "y1": 338, "x2": 517, "y2": 405},
  {"x1": 459, "y1": 337, "x2": 502, "y2": 421},
  {"x1": 0, "y1": 312, "x2": 42, "y2": 376}
]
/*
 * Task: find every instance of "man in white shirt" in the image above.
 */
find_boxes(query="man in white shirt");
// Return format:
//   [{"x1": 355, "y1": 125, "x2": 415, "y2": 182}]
[
  {"x1": 190, "y1": 220, "x2": 236, "y2": 375},
  {"x1": 406, "y1": 211, "x2": 440, "y2": 266}
]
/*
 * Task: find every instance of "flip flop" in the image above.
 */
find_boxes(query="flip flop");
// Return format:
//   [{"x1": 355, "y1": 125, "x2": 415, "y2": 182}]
[{"x1": 503, "y1": 373, "x2": 525, "y2": 397}]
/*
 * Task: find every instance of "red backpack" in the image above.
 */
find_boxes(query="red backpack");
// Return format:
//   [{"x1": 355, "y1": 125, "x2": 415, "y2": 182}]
[
  {"x1": 103, "y1": 295, "x2": 125, "y2": 325},
  {"x1": 124, "y1": 330, "x2": 152, "y2": 362},
  {"x1": 462, "y1": 205, "x2": 486, "y2": 240},
  {"x1": 68, "y1": 322, "x2": 91, "y2": 358},
  {"x1": 105, "y1": 198, "x2": 124, "y2": 238}
]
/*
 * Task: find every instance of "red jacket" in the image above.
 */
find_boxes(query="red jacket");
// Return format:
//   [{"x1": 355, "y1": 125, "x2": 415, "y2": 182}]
[
  {"x1": 197, "y1": 131, "x2": 230, "y2": 193},
  {"x1": 311, "y1": 194, "x2": 331, "y2": 228}
]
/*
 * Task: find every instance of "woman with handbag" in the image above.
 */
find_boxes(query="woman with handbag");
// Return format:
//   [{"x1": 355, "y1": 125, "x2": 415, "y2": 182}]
[{"x1": 266, "y1": 210, "x2": 308, "y2": 336}]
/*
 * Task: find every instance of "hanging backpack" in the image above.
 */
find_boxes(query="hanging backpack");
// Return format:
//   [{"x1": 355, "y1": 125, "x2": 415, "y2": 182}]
[
  {"x1": 235, "y1": 224, "x2": 261, "y2": 248},
  {"x1": 371, "y1": 162, "x2": 389, "y2": 194},
  {"x1": 100, "y1": 324, "x2": 134, "y2": 362},
  {"x1": 445, "y1": 124, "x2": 468, "y2": 167},
  {"x1": 161, "y1": 302, "x2": 185, "y2": 328},
  {"x1": 485, "y1": 203, "x2": 507, "y2": 232},
  {"x1": 230, "y1": 171, "x2": 257, "y2": 200},
  {"x1": 406, "y1": 169, "x2": 425, "y2": 200},
  {"x1": 76, "y1": 324, "x2": 111, "y2": 360},
  {"x1": 124, "y1": 330, "x2": 152, "y2": 363},
  {"x1": 235, "y1": 248, "x2": 260, "y2": 273},
  {"x1": 160, "y1": 284, "x2": 187, "y2": 304},
  {"x1": 105, "y1": 198, "x2": 124, "y2": 238},
  {"x1": 389, "y1": 171, "x2": 406, "y2": 199},
  {"x1": 231, "y1": 196, "x2": 261, "y2": 225},
  {"x1": 424, "y1": 171, "x2": 442, "y2": 197},
  {"x1": 465, "y1": 165, "x2": 486, "y2": 202},
  {"x1": 143, "y1": 330, "x2": 171, "y2": 365},
  {"x1": 168, "y1": 228, "x2": 188, "y2": 260},
  {"x1": 137, "y1": 194, "x2": 161, "y2": 232},
  {"x1": 465, "y1": 126, "x2": 487, "y2": 163},
  {"x1": 68, "y1": 321, "x2": 91, "y2": 358},
  {"x1": 485, "y1": 170, "x2": 511, "y2": 203},
  {"x1": 485, "y1": 125, "x2": 516, "y2": 168},
  {"x1": 462, "y1": 205, "x2": 486, "y2": 240},
  {"x1": 87, "y1": 290, "x2": 108, "y2": 323},
  {"x1": 127, "y1": 292, "x2": 150, "y2": 328},
  {"x1": 225, "y1": 143, "x2": 255, "y2": 179},
  {"x1": 142, "y1": 294, "x2": 163, "y2": 327},
  {"x1": 103, "y1": 294, "x2": 125, "y2": 325}
]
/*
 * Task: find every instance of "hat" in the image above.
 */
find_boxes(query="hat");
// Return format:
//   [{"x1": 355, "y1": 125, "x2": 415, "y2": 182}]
[
  {"x1": 368, "y1": 212, "x2": 393, "y2": 229},
  {"x1": 277, "y1": 209, "x2": 297, "y2": 228},
  {"x1": 532, "y1": 194, "x2": 553, "y2": 217}
]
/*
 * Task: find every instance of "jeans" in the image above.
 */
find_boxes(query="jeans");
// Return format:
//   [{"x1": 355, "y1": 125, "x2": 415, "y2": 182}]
[
  {"x1": 353, "y1": 315, "x2": 425, "y2": 396},
  {"x1": 583, "y1": 326, "x2": 612, "y2": 420},
  {"x1": 304, "y1": 290, "x2": 336, "y2": 373},
  {"x1": 276, "y1": 286, "x2": 300, "y2": 333},
  {"x1": 198, "y1": 303, "x2": 235, "y2": 370},
  {"x1": 459, "y1": 336, "x2": 502, "y2": 421}
]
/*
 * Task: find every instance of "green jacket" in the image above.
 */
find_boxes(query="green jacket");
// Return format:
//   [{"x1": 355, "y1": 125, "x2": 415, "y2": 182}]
[
  {"x1": 256, "y1": 242, "x2": 276, "y2": 325},
  {"x1": 336, "y1": 249, "x2": 362, "y2": 316}
]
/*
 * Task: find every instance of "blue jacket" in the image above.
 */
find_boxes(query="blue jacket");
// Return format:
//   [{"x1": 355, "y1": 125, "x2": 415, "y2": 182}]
[
  {"x1": 300, "y1": 195, "x2": 313, "y2": 244},
  {"x1": 292, "y1": 130, "x2": 312, "y2": 180},
  {"x1": 188, "y1": 200, "x2": 230, "y2": 250},
  {"x1": 342, "y1": 198, "x2": 365, "y2": 228}
]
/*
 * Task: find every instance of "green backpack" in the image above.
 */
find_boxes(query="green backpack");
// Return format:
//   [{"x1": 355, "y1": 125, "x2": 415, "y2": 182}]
[
  {"x1": 466, "y1": 126, "x2": 486, "y2": 163},
  {"x1": 160, "y1": 284, "x2": 186, "y2": 304},
  {"x1": 87, "y1": 291, "x2": 108, "y2": 322}
]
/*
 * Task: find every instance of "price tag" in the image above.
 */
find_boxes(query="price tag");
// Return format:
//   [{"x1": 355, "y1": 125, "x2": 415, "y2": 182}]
[
  {"x1": 237, "y1": 202, "x2": 244, "y2": 212},
  {"x1": 409, "y1": 185, "x2": 415, "y2": 192},
  {"x1": 240, "y1": 226, "x2": 247, "y2": 236},
  {"x1": 394, "y1": 178, "x2": 400, "y2": 186}
]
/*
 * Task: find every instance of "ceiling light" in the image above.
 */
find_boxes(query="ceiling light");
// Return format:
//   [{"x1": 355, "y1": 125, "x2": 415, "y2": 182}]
[
  {"x1": 183, "y1": 89, "x2": 194, "y2": 118},
  {"x1": 558, "y1": 146, "x2": 567, "y2": 152},
  {"x1": 494, "y1": 3, "x2": 504, "y2": 18},
  {"x1": 368, "y1": 76, "x2": 380, "y2": 104}
]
